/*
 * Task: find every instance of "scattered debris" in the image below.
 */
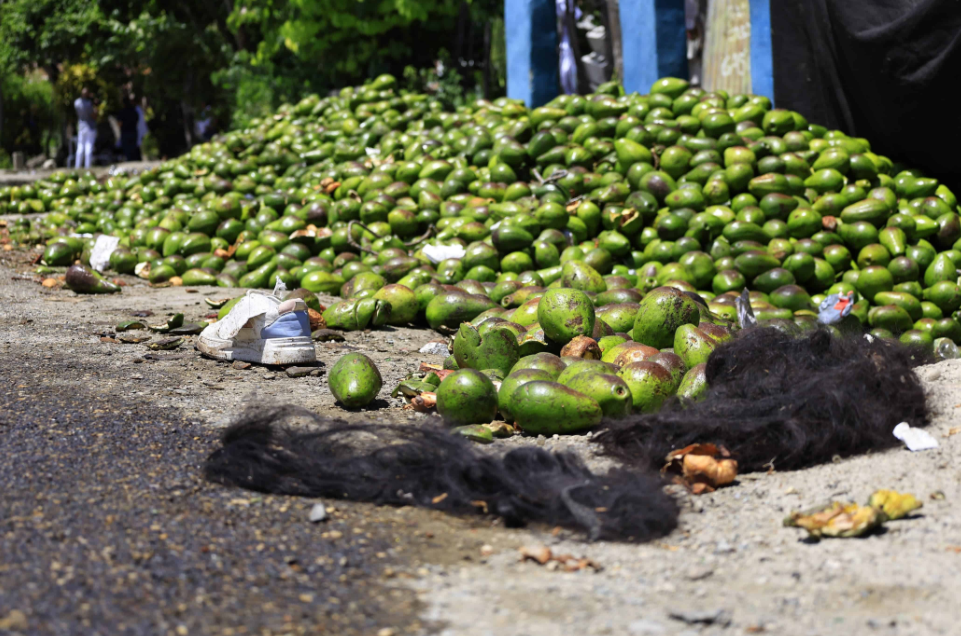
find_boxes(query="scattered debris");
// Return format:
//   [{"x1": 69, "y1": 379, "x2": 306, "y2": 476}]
[
  {"x1": 452, "y1": 425, "x2": 493, "y2": 444},
  {"x1": 308, "y1": 503, "x2": 328, "y2": 523},
  {"x1": 307, "y1": 308, "x2": 326, "y2": 330},
  {"x1": 559, "y1": 336, "x2": 602, "y2": 359},
  {"x1": 518, "y1": 545, "x2": 552, "y2": 565},
  {"x1": 148, "y1": 337, "x2": 184, "y2": 351},
  {"x1": 116, "y1": 320, "x2": 147, "y2": 332},
  {"x1": 662, "y1": 444, "x2": 738, "y2": 494},
  {"x1": 169, "y1": 323, "x2": 206, "y2": 335},
  {"x1": 0, "y1": 609, "x2": 28, "y2": 631},
  {"x1": 785, "y1": 501, "x2": 883, "y2": 539},
  {"x1": 418, "y1": 341, "x2": 450, "y2": 356},
  {"x1": 231, "y1": 361, "x2": 252, "y2": 370},
  {"x1": 204, "y1": 298, "x2": 230, "y2": 309},
  {"x1": 486, "y1": 421, "x2": 517, "y2": 438},
  {"x1": 64, "y1": 264, "x2": 121, "y2": 294},
  {"x1": 149, "y1": 313, "x2": 185, "y2": 333},
  {"x1": 518, "y1": 545, "x2": 601, "y2": 572},
  {"x1": 118, "y1": 334, "x2": 151, "y2": 344},
  {"x1": 669, "y1": 608, "x2": 732, "y2": 627},
  {"x1": 311, "y1": 328, "x2": 345, "y2": 342},
  {"x1": 422, "y1": 244, "x2": 466, "y2": 264},
  {"x1": 785, "y1": 489, "x2": 922, "y2": 539},
  {"x1": 88, "y1": 235, "x2": 120, "y2": 273},
  {"x1": 286, "y1": 366, "x2": 322, "y2": 378},
  {"x1": 867, "y1": 490, "x2": 923, "y2": 520},
  {"x1": 893, "y1": 422, "x2": 939, "y2": 451},
  {"x1": 409, "y1": 392, "x2": 436, "y2": 412}
]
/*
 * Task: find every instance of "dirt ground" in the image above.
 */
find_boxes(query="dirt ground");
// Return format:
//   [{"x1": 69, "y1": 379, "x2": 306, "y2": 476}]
[
  {"x1": 0, "y1": 161, "x2": 162, "y2": 187},
  {"x1": 1, "y1": 239, "x2": 960, "y2": 636}
]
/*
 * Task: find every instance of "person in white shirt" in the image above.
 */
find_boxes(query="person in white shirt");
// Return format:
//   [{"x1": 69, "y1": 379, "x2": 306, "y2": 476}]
[
  {"x1": 73, "y1": 88, "x2": 99, "y2": 169},
  {"x1": 135, "y1": 97, "x2": 148, "y2": 151}
]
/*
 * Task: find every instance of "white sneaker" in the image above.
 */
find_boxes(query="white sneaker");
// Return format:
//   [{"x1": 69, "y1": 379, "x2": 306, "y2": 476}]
[{"x1": 197, "y1": 290, "x2": 317, "y2": 365}]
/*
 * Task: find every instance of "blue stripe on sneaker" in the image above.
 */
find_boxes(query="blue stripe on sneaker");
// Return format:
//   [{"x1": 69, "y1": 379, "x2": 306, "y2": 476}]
[{"x1": 261, "y1": 312, "x2": 311, "y2": 339}]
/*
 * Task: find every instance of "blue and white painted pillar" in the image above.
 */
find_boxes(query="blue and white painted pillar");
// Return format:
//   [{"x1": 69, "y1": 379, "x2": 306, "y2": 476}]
[
  {"x1": 619, "y1": 0, "x2": 689, "y2": 95},
  {"x1": 747, "y1": 0, "x2": 774, "y2": 102},
  {"x1": 505, "y1": 0, "x2": 560, "y2": 107}
]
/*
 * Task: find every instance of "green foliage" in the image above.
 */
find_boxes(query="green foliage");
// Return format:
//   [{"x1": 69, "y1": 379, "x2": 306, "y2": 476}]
[
  {"x1": 1, "y1": 70, "x2": 55, "y2": 153},
  {"x1": 402, "y1": 57, "x2": 479, "y2": 110},
  {"x1": 0, "y1": 0, "x2": 504, "y2": 158}
]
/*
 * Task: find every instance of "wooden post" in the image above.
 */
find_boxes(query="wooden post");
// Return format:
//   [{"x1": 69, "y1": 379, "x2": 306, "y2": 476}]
[{"x1": 606, "y1": 0, "x2": 624, "y2": 84}]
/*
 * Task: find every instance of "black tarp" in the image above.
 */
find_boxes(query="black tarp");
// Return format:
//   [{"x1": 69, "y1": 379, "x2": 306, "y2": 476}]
[{"x1": 771, "y1": 0, "x2": 961, "y2": 190}]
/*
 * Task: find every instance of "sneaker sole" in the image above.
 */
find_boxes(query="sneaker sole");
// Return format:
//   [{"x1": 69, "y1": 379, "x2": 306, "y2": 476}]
[{"x1": 197, "y1": 334, "x2": 317, "y2": 366}]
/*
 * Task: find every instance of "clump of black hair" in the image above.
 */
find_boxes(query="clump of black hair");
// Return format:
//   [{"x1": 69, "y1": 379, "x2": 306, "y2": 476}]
[
  {"x1": 596, "y1": 328, "x2": 929, "y2": 473},
  {"x1": 205, "y1": 328, "x2": 929, "y2": 543},
  {"x1": 204, "y1": 405, "x2": 679, "y2": 542}
]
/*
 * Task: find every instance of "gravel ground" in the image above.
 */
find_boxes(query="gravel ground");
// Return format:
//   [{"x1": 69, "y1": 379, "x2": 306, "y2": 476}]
[{"x1": 1, "y1": 240, "x2": 960, "y2": 636}]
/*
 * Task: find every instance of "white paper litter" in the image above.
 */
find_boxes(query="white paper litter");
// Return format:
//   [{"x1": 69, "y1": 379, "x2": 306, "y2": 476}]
[
  {"x1": 893, "y1": 422, "x2": 939, "y2": 451},
  {"x1": 419, "y1": 341, "x2": 450, "y2": 356},
  {"x1": 422, "y1": 244, "x2": 466, "y2": 264},
  {"x1": 89, "y1": 235, "x2": 120, "y2": 272}
]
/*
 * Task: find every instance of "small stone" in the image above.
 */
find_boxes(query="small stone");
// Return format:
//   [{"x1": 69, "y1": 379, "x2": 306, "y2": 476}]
[
  {"x1": 714, "y1": 540, "x2": 735, "y2": 554},
  {"x1": 286, "y1": 366, "x2": 316, "y2": 378},
  {"x1": 309, "y1": 503, "x2": 328, "y2": 523},
  {"x1": 419, "y1": 341, "x2": 450, "y2": 355},
  {"x1": 628, "y1": 618, "x2": 666, "y2": 635},
  {"x1": 377, "y1": 629, "x2": 395, "y2": 636},
  {"x1": 231, "y1": 360, "x2": 251, "y2": 370},
  {"x1": 0, "y1": 610, "x2": 27, "y2": 631},
  {"x1": 685, "y1": 566, "x2": 714, "y2": 581},
  {"x1": 262, "y1": 373, "x2": 277, "y2": 380},
  {"x1": 480, "y1": 544, "x2": 494, "y2": 557},
  {"x1": 309, "y1": 369, "x2": 325, "y2": 377}
]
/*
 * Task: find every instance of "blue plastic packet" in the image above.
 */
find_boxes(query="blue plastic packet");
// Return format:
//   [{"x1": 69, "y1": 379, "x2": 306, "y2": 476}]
[{"x1": 817, "y1": 291, "x2": 855, "y2": 325}]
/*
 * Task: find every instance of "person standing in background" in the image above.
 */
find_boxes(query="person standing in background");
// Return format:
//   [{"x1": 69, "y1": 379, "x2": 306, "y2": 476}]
[
  {"x1": 118, "y1": 95, "x2": 141, "y2": 161},
  {"x1": 135, "y1": 96, "x2": 148, "y2": 157},
  {"x1": 686, "y1": 0, "x2": 707, "y2": 86},
  {"x1": 74, "y1": 87, "x2": 98, "y2": 169}
]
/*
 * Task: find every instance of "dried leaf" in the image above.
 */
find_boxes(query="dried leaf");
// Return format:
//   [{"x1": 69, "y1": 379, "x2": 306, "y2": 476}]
[
  {"x1": 784, "y1": 501, "x2": 883, "y2": 538},
  {"x1": 663, "y1": 444, "x2": 737, "y2": 494},
  {"x1": 867, "y1": 490, "x2": 922, "y2": 521},
  {"x1": 308, "y1": 308, "x2": 326, "y2": 330}
]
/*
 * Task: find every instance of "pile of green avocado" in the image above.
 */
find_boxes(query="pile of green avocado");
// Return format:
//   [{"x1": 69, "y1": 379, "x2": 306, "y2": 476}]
[{"x1": 4, "y1": 73, "x2": 961, "y2": 427}]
